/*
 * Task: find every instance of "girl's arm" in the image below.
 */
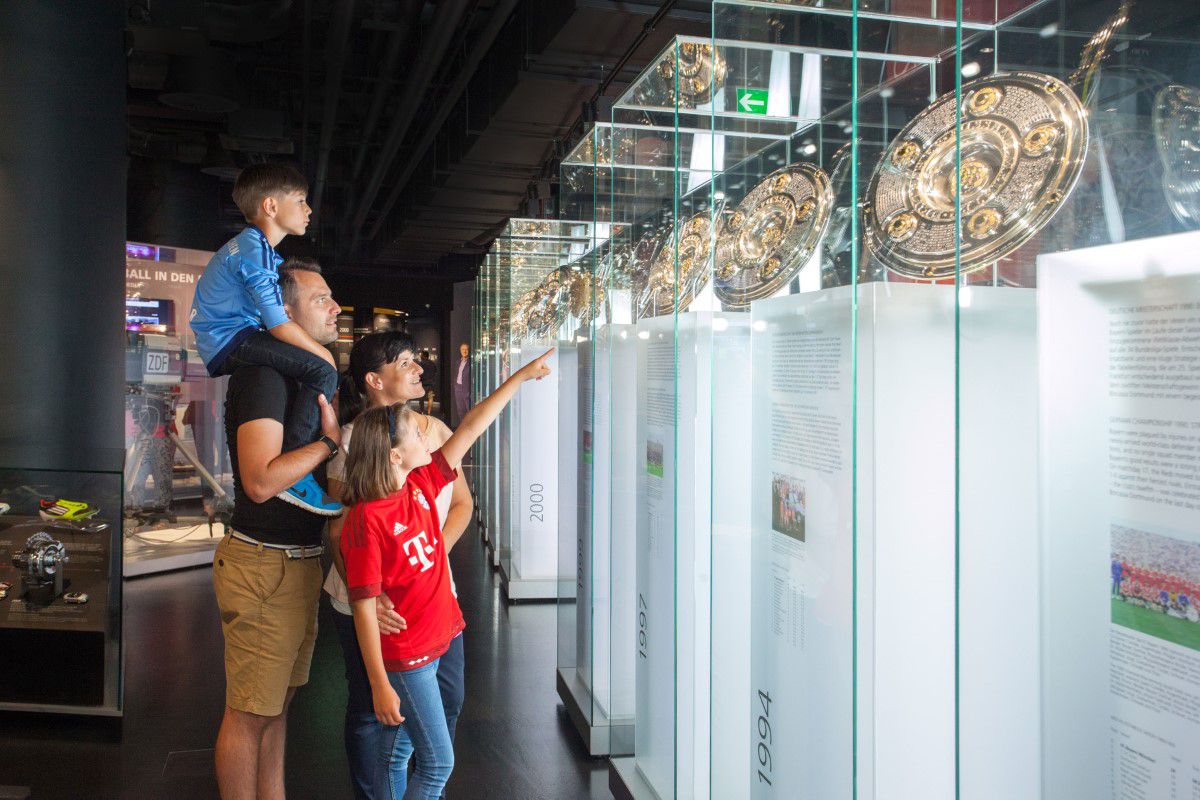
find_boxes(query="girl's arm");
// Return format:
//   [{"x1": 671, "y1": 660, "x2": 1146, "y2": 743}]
[
  {"x1": 352, "y1": 598, "x2": 405, "y2": 725},
  {"x1": 440, "y1": 348, "x2": 554, "y2": 468},
  {"x1": 330, "y1": 478, "x2": 407, "y2": 634}
]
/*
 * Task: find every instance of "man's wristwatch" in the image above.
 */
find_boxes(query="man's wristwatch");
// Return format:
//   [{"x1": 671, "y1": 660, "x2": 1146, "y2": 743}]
[{"x1": 319, "y1": 435, "x2": 339, "y2": 458}]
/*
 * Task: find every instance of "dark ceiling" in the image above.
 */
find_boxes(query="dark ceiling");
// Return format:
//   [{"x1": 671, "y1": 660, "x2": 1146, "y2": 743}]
[{"x1": 124, "y1": 0, "x2": 710, "y2": 290}]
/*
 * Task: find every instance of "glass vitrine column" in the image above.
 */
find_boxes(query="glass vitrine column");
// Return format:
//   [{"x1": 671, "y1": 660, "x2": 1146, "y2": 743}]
[{"x1": 491, "y1": 220, "x2": 595, "y2": 601}]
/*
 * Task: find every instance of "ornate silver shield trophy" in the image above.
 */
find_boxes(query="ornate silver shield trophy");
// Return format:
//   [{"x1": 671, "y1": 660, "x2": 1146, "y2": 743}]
[
  {"x1": 1154, "y1": 84, "x2": 1200, "y2": 228},
  {"x1": 714, "y1": 163, "x2": 834, "y2": 307},
  {"x1": 639, "y1": 211, "x2": 720, "y2": 318},
  {"x1": 865, "y1": 71, "x2": 1089, "y2": 279}
]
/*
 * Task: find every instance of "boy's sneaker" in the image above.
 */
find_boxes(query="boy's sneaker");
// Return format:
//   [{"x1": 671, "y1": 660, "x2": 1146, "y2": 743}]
[
  {"x1": 39, "y1": 498, "x2": 99, "y2": 522},
  {"x1": 277, "y1": 473, "x2": 342, "y2": 516}
]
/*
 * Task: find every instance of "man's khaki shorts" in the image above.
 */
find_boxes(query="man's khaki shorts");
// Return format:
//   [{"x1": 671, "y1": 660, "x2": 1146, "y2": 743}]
[{"x1": 212, "y1": 534, "x2": 322, "y2": 717}]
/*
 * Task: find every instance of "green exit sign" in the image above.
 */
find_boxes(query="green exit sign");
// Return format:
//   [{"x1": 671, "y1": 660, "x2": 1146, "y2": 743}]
[{"x1": 736, "y1": 87, "x2": 769, "y2": 115}]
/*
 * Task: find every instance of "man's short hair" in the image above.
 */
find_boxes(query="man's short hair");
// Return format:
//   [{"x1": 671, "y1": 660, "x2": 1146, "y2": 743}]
[
  {"x1": 232, "y1": 163, "x2": 308, "y2": 221},
  {"x1": 279, "y1": 257, "x2": 322, "y2": 307},
  {"x1": 420, "y1": 349, "x2": 430, "y2": 358}
]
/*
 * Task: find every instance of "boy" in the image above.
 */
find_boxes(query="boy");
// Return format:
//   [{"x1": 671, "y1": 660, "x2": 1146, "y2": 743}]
[{"x1": 190, "y1": 163, "x2": 341, "y2": 515}]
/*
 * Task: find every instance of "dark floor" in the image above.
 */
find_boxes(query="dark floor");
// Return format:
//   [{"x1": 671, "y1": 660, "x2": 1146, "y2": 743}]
[{"x1": 0, "y1": 523, "x2": 611, "y2": 800}]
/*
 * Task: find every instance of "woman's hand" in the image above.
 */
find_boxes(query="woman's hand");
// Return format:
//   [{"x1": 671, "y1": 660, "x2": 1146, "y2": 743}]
[
  {"x1": 376, "y1": 593, "x2": 408, "y2": 635},
  {"x1": 516, "y1": 348, "x2": 555, "y2": 382},
  {"x1": 373, "y1": 682, "x2": 405, "y2": 726}
]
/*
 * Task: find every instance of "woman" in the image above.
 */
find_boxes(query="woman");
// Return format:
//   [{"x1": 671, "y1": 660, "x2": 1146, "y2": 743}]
[
  {"x1": 340, "y1": 349, "x2": 551, "y2": 797},
  {"x1": 325, "y1": 331, "x2": 473, "y2": 800}
]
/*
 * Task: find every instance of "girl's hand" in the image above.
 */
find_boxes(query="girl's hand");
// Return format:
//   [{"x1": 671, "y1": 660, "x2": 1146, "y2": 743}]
[
  {"x1": 517, "y1": 348, "x2": 555, "y2": 382},
  {"x1": 373, "y1": 683, "x2": 404, "y2": 726}
]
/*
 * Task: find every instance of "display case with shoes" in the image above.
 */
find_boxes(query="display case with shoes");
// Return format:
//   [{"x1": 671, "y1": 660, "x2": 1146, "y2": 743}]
[{"x1": 0, "y1": 468, "x2": 123, "y2": 715}]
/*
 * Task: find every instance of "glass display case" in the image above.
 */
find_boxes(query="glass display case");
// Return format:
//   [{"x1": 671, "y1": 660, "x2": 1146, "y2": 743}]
[
  {"x1": 472, "y1": 253, "x2": 498, "y2": 556},
  {"x1": 124, "y1": 241, "x2": 233, "y2": 576},
  {"x1": 603, "y1": 33, "x2": 818, "y2": 800},
  {"x1": 489, "y1": 219, "x2": 595, "y2": 601},
  {"x1": 589, "y1": 2, "x2": 1200, "y2": 799},
  {"x1": 0, "y1": 466, "x2": 123, "y2": 715},
  {"x1": 557, "y1": 122, "x2": 650, "y2": 756}
]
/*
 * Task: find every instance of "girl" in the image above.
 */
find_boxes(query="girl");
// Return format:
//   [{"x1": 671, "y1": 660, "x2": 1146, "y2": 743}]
[
  {"x1": 327, "y1": 331, "x2": 473, "y2": 800},
  {"x1": 340, "y1": 348, "x2": 553, "y2": 799}
]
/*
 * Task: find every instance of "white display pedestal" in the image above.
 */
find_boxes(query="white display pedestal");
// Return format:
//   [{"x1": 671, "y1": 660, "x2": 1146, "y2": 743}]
[
  {"x1": 559, "y1": 323, "x2": 639, "y2": 756},
  {"x1": 748, "y1": 282, "x2": 1038, "y2": 799},
  {"x1": 1040, "y1": 233, "x2": 1200, "y2": 800},
  {"x1": 612, "y1": 312, "x2": 751, "y2": 800},
  {"x1": 499, "y1": 342, "x2": 561, "y2": 601}
]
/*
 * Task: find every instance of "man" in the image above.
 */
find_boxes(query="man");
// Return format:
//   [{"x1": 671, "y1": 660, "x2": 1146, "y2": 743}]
[
  {"x1": 212, "y1": 258, "x2": 342, "y2": 800},
  {"x1": 418, "y1": 349, "x2": 438, "y2": 415},
  {"x1": 453, "y1": 342, "x2": 471, "y2": 426}
]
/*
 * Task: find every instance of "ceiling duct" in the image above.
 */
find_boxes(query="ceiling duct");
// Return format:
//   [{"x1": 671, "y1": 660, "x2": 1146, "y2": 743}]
[
  {"x1": 219, "y1": 107, "x2": 294, "y2": 153},
  {"x1": 228, "y1": 107, "x2": 288, "y2": 139},
  {"x1": 350, "y1": 0, "x2": 423, "y2": 183},
  {"x1": 369, "y1": 0, "x2": 520, "y2": 242},
  {"x1": 203, "y1": 0, "x2": 294, "y2": 44},
  {"x1": 159, "y1": 47, "x2": 242, "y2": 114},
  {"x1": 127, "y1": 51, "x2": 170, "y2": 90},
  {"x1": 310, "y1": 0, "x2": 358, "y2": 216},
  {"x1": 346, "y1": 0, "x2": 473, "y2": 249},
  {"x1": 128, "y1": 126, "x2": 209, "y2": 164},
  {"x1": 200, "y1": 137, "x2": 241, "y2": 180}
]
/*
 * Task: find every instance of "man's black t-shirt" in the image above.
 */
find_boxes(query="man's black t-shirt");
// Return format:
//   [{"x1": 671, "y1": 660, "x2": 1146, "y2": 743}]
[{"x1": 224, "y1": 366, "x2": 326, "y2": 547}]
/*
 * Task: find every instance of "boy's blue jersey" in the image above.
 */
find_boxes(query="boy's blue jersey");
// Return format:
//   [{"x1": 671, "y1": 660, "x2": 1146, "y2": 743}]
[{"x1": 190, "y1": 226, "x2": 290, "y2": 375}]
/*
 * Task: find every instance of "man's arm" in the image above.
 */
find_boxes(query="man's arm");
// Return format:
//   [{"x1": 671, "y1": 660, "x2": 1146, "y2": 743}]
[{"x1": 236, "y1": 392, "x2": 340, "y2": 503}]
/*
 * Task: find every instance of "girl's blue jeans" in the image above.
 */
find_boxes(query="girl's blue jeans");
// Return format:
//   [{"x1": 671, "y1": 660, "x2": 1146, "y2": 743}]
[{"x1": 378, "y1": 659, "x2": 454, "y2": 799}]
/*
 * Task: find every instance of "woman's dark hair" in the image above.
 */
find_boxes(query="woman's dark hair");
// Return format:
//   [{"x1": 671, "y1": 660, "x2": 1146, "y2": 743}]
[{"x1": 337, "y1": 331, "x2": 416, "y2": 425}]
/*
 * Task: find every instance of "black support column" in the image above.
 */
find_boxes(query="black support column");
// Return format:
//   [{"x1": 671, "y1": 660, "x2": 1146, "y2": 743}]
[{"x1": 0, "y1": 1, "x2": 127, "y2": 473}]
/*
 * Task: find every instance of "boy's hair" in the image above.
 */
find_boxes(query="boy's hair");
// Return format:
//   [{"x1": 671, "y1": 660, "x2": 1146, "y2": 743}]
[
  {"x1": 232, "y1": 163, "x2": 308, "y2": 221},
  {"x1": 342, "y1": 402, "x2": 416, "y2": 505},
  {"x1": 279, "y1": 257, "x2": 322, "y2": 307},
  {"x1": 338, "y1": 331, "x2": 417, "y2": 425}
]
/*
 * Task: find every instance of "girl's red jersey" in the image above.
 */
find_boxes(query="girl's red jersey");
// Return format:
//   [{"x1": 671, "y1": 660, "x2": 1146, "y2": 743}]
[{"x1": 342, "y1": 449, "x2": 465, "y2": 671}]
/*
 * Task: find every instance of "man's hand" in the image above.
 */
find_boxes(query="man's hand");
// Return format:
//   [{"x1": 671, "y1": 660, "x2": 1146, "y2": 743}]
[
  {"x1": 516, "y1": 348, "x2": 555, "y2": 383},
  {"x1": 376, "y1": 593, "x2": 408, "y2": 635},
  {"x1": 318, "y1": 394, "x2": 340, "y2": 445}
]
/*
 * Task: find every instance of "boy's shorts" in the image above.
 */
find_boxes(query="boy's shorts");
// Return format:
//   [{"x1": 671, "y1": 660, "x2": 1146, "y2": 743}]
[{"x1": 212, "y1": 535, "x2": 322, "y2": 717}]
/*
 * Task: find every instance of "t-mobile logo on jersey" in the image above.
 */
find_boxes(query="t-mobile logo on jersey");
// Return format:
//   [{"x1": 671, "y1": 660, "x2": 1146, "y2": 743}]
[{"x1": 402, "y1": 530, "x2": 437, "y2": 571}]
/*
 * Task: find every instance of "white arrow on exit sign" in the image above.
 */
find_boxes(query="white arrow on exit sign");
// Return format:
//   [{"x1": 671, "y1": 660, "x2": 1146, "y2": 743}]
[{"x1": 736, "y1": 87, "x2": 769, "y2": 115}]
